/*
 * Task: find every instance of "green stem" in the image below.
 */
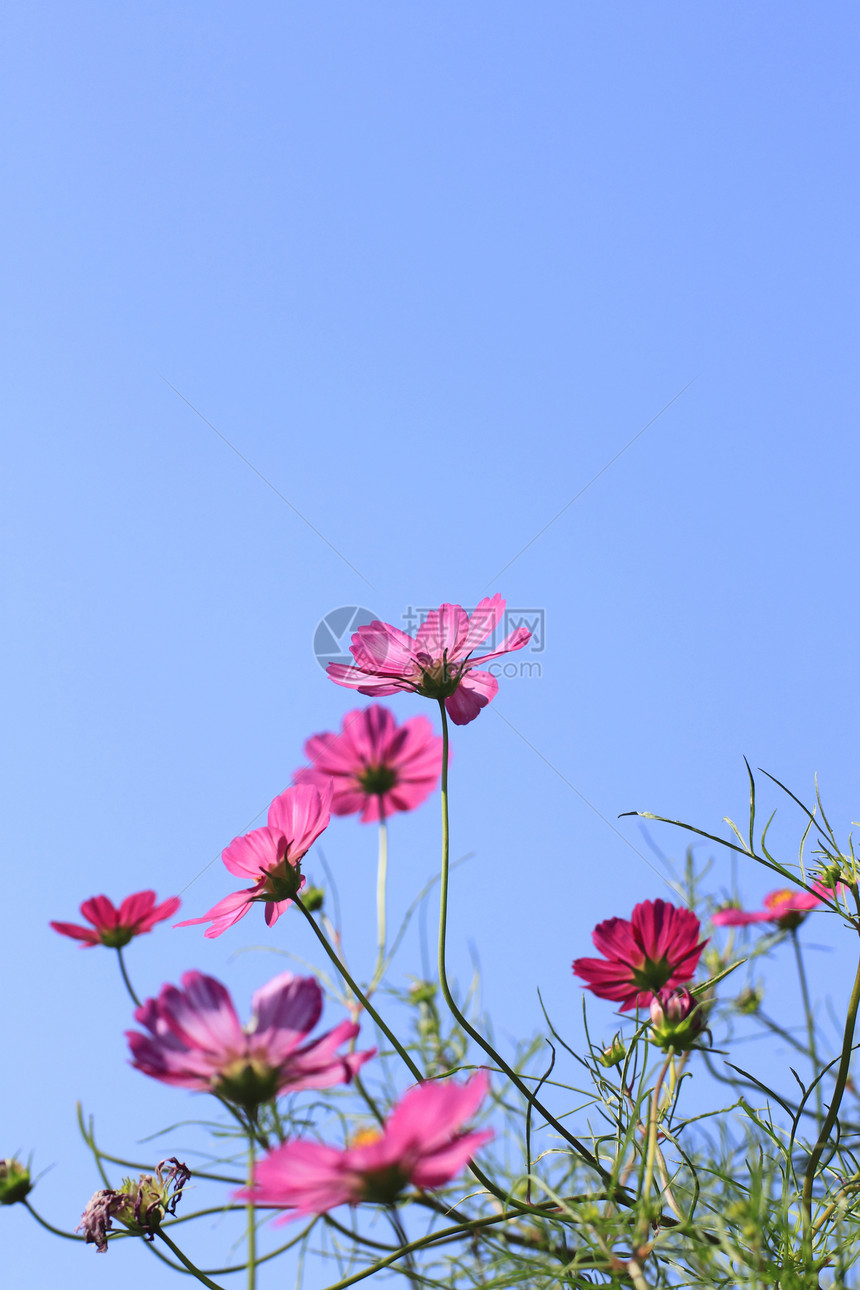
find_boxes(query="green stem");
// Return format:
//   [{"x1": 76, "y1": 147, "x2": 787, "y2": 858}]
[
  {"x1": 370, "y1": 814, "x2": 389, "y2": 990},
  {"x1": 246, "y1": 1131, "x2": 257, "y2": 1290},
  {"x1": 294, "y1": 894, "x2": 423, "y2": 1082},
  {"x1": 637, "y1": 1053, "x2": 672, "y2": 1241},
  {"x1": 22, "y1": 1200, "x2": 86, "y2": 1241},
  {"x1": 387, "y1": 1205, "x2": 421, "y2": 1289},
  {"x1": 802, "y1": 945, "x2": 860, "y2": 1240},
  {"x1": 311, "y1": 1208, "x2": 565, "y2": 1290},
  {"x1": 300, "y1": 861, "x2": 551, "y2": 1216},
  {"x1": 435, "y1": 700, "x2": 610, "y2": 1183},
  {"x1": 156, "y1": 1229, "x2": 228, "y2": 1289},
  {"x1": 792, "y1": 928, "x2": 823, "y2": 1124},
  {"x1": 116, "y1": 947, "x2": 141, "y2": 1008}
]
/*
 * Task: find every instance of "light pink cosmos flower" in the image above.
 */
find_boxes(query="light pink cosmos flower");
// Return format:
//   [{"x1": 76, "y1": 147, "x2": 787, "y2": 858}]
[
  {"x1": 127, "y1": 970, "x2": 373, "y2": 1110},
  {"x1": 293, "y1": 704, "x2": 443, "y2": 823},
  {"x1": 572, "y1": 898, "x2": 706, "y2": 1012},
  {"x1": 176, "y1": 783, "x2": 331, "y2": 938},
  {"x1": 711, "y1": 884, "x2": 836, "y2": 932},
  {"x1": 50, "y1": 891, "x2": 181, "y2": 949},
  {"x1": 236, "y1": 1071, "x2": 493, "y2": 1219},
  {"x1": 326, "y1": 595, "x2": 531, "y2": 725}
]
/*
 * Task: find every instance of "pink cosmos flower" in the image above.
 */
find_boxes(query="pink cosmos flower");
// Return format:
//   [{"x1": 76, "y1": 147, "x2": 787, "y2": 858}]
[
  {"x1": 236, "y1": 1071, "x2": 493, "y2": 1219},
  {"x1": 711, "y1": 884, "x2": 835, "y2": 932},
  {"x1": 176, "y1": 783, "x2": 331, "y2": 938},
  {"x1": 293, "y1": 704, "x2": 443, "y2": 823},
  {"x1": 326, "y1": 595, "x2": 532, "y2": 725},
  {"x1": 50, "y1": 891, "x2": 181, "y2": 949},
  {"x1": 127, "y1": 970, "x2": 373, "y2": 1110},
  {"x1": 572, "y1": 898, "x2": 706, "y2": 1011}
]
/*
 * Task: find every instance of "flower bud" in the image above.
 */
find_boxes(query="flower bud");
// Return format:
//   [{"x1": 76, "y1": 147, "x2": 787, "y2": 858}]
[
  {"x1": 818, "y1": 862, "x2": 845, "y2": 890},
  {"x1": 735, "y1": 985, "x2": 763, "y2": 1015},
  {"x1": 408, "y1": 980, "x2": 437, "y2": 1006},
  {"x1": 0, "y1": 1158, "x2": 32, "y2": 1205},
  {"x1": 648, "y1": 988, "x2": 707, "y2": 1051},
  {"x1": 597, "y1": 1035, "x2": 627, "y2": 1068},
  {"x1": 302, "y1": 885, "x2": 325, "y2": 912}
]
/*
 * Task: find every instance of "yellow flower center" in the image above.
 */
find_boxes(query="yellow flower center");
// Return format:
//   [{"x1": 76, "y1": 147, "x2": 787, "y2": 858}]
[{"x1": 350, "y1": 1127, "x2": 383, "y2": 1149}]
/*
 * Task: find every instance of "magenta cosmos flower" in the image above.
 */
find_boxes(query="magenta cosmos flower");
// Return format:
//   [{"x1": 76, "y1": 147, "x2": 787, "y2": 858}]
[
  {"x1": 236, "y1": 1071, "x2": 492, "y2": 1219},
  {"x1": 711, "y1": 884, "x2": 835, "y2": 932},
  {"x1": 326, "y1": 595, "x2": 531, "y2": 726},
  {"x1": 51, "y1": 891, "x2": 181, "y2": 949},
  {"x1": 293, "y1": 704, "x2": 443, "y2": 823},
  {"x1": 572, "y1": 898, "x2": 706, "y2": 1011},
  {"x1": 176, "y1": 783, "x2": 331, "y2": 938},
  {"x1": 127, "y1": 970, "x2": 373, "y2": 1110}
]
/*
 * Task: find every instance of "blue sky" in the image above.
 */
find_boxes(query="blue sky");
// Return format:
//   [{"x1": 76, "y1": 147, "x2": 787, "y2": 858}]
[{"x1": 3, "y1": 3, "x2": 859, "y2": 1286}]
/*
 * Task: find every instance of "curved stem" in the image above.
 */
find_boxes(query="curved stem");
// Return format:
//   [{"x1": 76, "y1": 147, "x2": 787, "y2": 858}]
[
  {"x1": 435, "y1": 701, "x2": 610, "y2": 1183},
  {"x1": 802, "y1": 945, "x2": 860, "y2": 1241},
  {"x1": 791, "y1": 928, "x2": 823, "y2": 1124},
  {"x1": 22, "y1": 1200, "x2": 86, "y2": 1241},
  {"x1": 370, "y1": 814, "x2": 389, "y2": 991},
  {"x1": 311, "y1": 1208, "x2": 577, "y2": 1290},
  {"x1": 294, "y1": 894, "x2": 423, "y2": 1082},
  {"x1": 387, "y1": 1205, "x2": 420, "y2": 1289},
  {"x1": 116, "y1": 947, "x2": 141, "y2": 1008}
]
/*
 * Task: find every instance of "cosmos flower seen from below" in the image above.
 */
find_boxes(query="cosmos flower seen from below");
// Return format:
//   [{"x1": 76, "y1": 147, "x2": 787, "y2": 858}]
[
  {"x1": 50, "y1": 891, "x2": 181, "y2": 949},
  {"x1": 711, "y1": 884, "x2": 836, "y2": 932},
  {"x1": 236, "y1": 1072, "x2": 493, "y2": 1219},
  {"x1": 127, "y1": 970, "x2": 373, "y2": 1109},
  {"x1": 572, "y1": 898, "x2": 706, "y2": 1011},
  {"x1": 176, "y1": 783, "x2": 331, "y2": 938},
  {"x1": 326, "y1": 595, "x2": 531, "y2": 725},
  {"x1": 294, "y1": 704, "x2": 444, "y2": 823}
]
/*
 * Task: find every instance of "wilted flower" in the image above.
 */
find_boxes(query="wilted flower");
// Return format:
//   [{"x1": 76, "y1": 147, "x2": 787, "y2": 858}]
[
  {"x1": 572, "y1": 898, "x2": 706, "y2": 1011},
  {"x1": 294, "y1": 704, "x2": 444, "y2": 822},
  {"x1": 0, "y1": 1158, "x2": 32, "y2": 1205},
  {"x1": 236, "y1": 1072, "x2": 493, "y2": 1220},
  {"x1": 50, "y1": 891, "x2": 180, "y2": 949},
  {"x1": 176, "y1": 783, "x2": 331, "y2": 938},
  {"x1": 127, "y1": 970, "x2": 373, "y2": 1109},
  {"x1": 648, "y1": 988, "x2": 708, "y2": 1051},
  {"x1": 711, "y1": 884, "x2": 836, "y2": 932},
  {"x1": 77, "y1": 1159, "x2": 190, "y2": 1252},
  {"x1": 326, "y1": 596, "x2": 531, "y2": 726}
]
